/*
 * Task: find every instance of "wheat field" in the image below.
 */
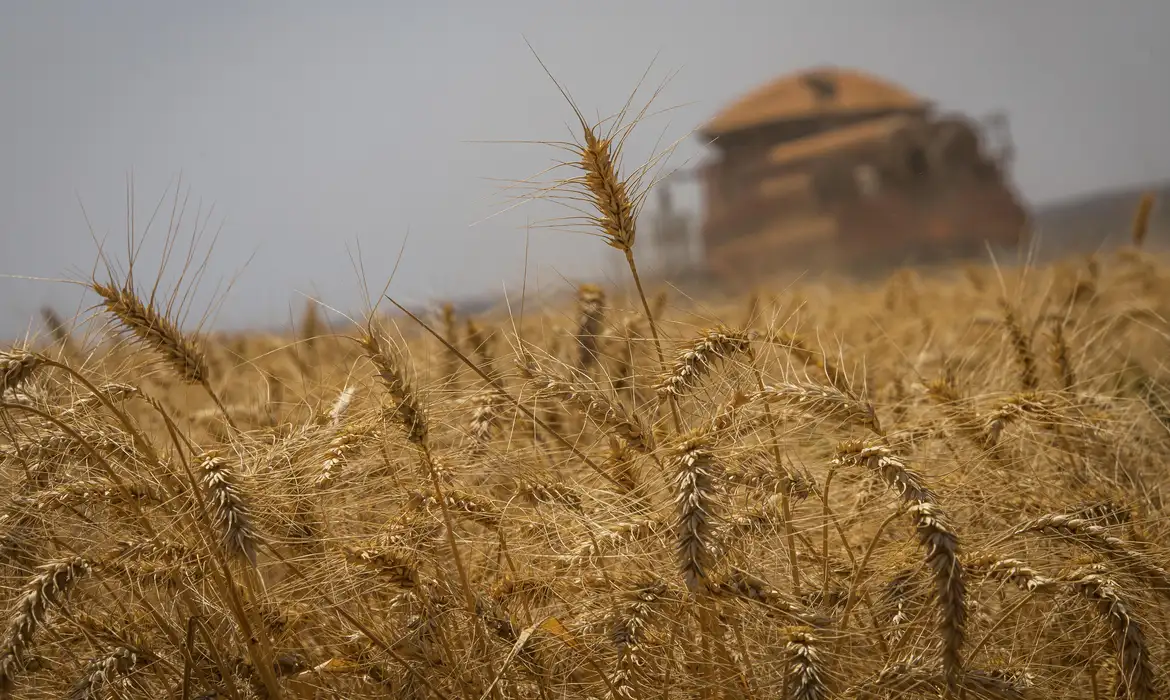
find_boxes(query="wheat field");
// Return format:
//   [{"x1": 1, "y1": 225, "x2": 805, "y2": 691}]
[{"x1": 2, "y1": 101, "x2": 1169, "y2": 700}]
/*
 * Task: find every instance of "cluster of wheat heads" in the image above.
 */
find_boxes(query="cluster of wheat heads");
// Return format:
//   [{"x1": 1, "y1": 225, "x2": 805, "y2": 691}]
[{"x1": 4, "y1": 111, "x2": 1170, "y2": 700}]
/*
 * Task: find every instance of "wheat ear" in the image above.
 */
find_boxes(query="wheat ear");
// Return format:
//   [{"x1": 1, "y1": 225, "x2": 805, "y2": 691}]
[
  {"x1": 317, "y1": 426, "x2": 378, "y2": 488},
  {"x1": 998, "y1": 299, "x2": 1039, "y2": 392},
  {"x1": 70, "y1": 645, "x2": 152, "y2": 700},
  {"x1": 752, "y1": 381, "x2": 880, "y2": 435},
  {"x1": 1069, "y1": 569, "x2": 1158, "y2": 700},
  {"x1": 92, "y1": 281, "x2": 208, "y2": 382},
  {"x1": 328, "y1": 385, "x2": 356, "y2": 427},
  {"x1": 0, "y1": 350, "x2": 42, "y2": 398},
  {"x1": 560, "y1": 100, "x2": 680, "y2": 430},
  {"x1": 673, "y1": 433, "x2": 720, "y2": 592},
  {"x1": 1047, "y1": 318, "x2": 1076, "y2": 390},
  {"x1": 657, "y1": 328, "x2": 753, "y2": 398},
  {"x1": 1131, "y1": 191, "x2": 1155, "y2": 248},
  {"x1": 92, "y1": 281, "x2": 237, "y2": 430},
  {"x1": 575, "y1": 283, "x2": 606, "y2": 371},
  {"x1": 467, "y1": 388, "x2": 500, "y2": 454},
  {"x1": 834, "y1": 442, "x2": 965, "y2": 695},
  {"x1": 965, "y1": 555, "x2": 1057, "y2": 594},
  {"x1": 198, "y1": 452, "x2": 262, "y2": 567},
  {"x1": 784, "y1": 626, "x2": 827, "y2": 700},
  {"x1": 609, "y1": 580, "x2": 666, "y2": 700},
  {"x1": 358, "y1": 325, "x2": 428, "y2": 445},
  {"x1": 0, "y1": 557, "x2": 91, "y2": 690},
  {"x1": 1009, "y1": 513, "x2": 1170, "y2": 598}
]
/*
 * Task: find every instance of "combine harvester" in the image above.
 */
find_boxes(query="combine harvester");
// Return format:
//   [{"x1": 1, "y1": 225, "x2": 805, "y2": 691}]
[{"x1": 651, "y1": 66, "x2": 1030, "y2": 287}]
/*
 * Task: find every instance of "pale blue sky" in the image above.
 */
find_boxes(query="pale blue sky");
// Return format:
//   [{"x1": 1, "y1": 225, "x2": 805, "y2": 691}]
[{"x1": 2, "y1": 1, "x2": 1168, "y2": 337}]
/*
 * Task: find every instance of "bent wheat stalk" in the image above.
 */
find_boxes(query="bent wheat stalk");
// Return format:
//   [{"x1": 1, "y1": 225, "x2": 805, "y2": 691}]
[{"x1": 834, "y1": 442, "x2": 965, "y2": 696}]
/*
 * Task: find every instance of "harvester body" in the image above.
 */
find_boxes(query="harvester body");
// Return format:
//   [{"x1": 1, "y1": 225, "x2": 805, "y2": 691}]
[{"x1": 688, "y1": 67, "x2": 1028, "y2": 283}]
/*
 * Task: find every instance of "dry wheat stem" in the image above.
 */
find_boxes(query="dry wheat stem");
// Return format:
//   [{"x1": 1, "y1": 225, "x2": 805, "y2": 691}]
[{"x1": 524, "y1": 359, "x2": 652, "y2": 454}]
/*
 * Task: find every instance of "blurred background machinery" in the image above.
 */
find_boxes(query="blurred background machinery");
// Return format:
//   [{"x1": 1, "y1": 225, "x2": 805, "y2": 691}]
[{"x1": 649, "y1": 66, "x2": 1030, "y2": 286}]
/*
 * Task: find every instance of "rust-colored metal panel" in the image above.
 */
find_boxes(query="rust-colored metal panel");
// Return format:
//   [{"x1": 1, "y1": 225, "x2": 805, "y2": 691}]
[{"x1": 703, "y1": 67, "x2": 929, "y2": 139}]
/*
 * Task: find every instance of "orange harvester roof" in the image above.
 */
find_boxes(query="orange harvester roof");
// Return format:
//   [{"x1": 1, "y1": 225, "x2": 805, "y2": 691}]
[{"x1": 702, "y1": 67, "x2": 929, "y2": 138}]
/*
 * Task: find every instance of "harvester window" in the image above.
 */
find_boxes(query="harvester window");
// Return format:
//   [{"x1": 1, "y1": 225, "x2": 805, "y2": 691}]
[{"x1": 907, "y1": 146, "x2": 928, "y2": 178}]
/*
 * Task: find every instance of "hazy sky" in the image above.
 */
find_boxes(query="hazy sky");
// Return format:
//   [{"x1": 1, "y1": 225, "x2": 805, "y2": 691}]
[{"x1": 2, "y1": 1, "x2": 1169, "y2": 338}]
